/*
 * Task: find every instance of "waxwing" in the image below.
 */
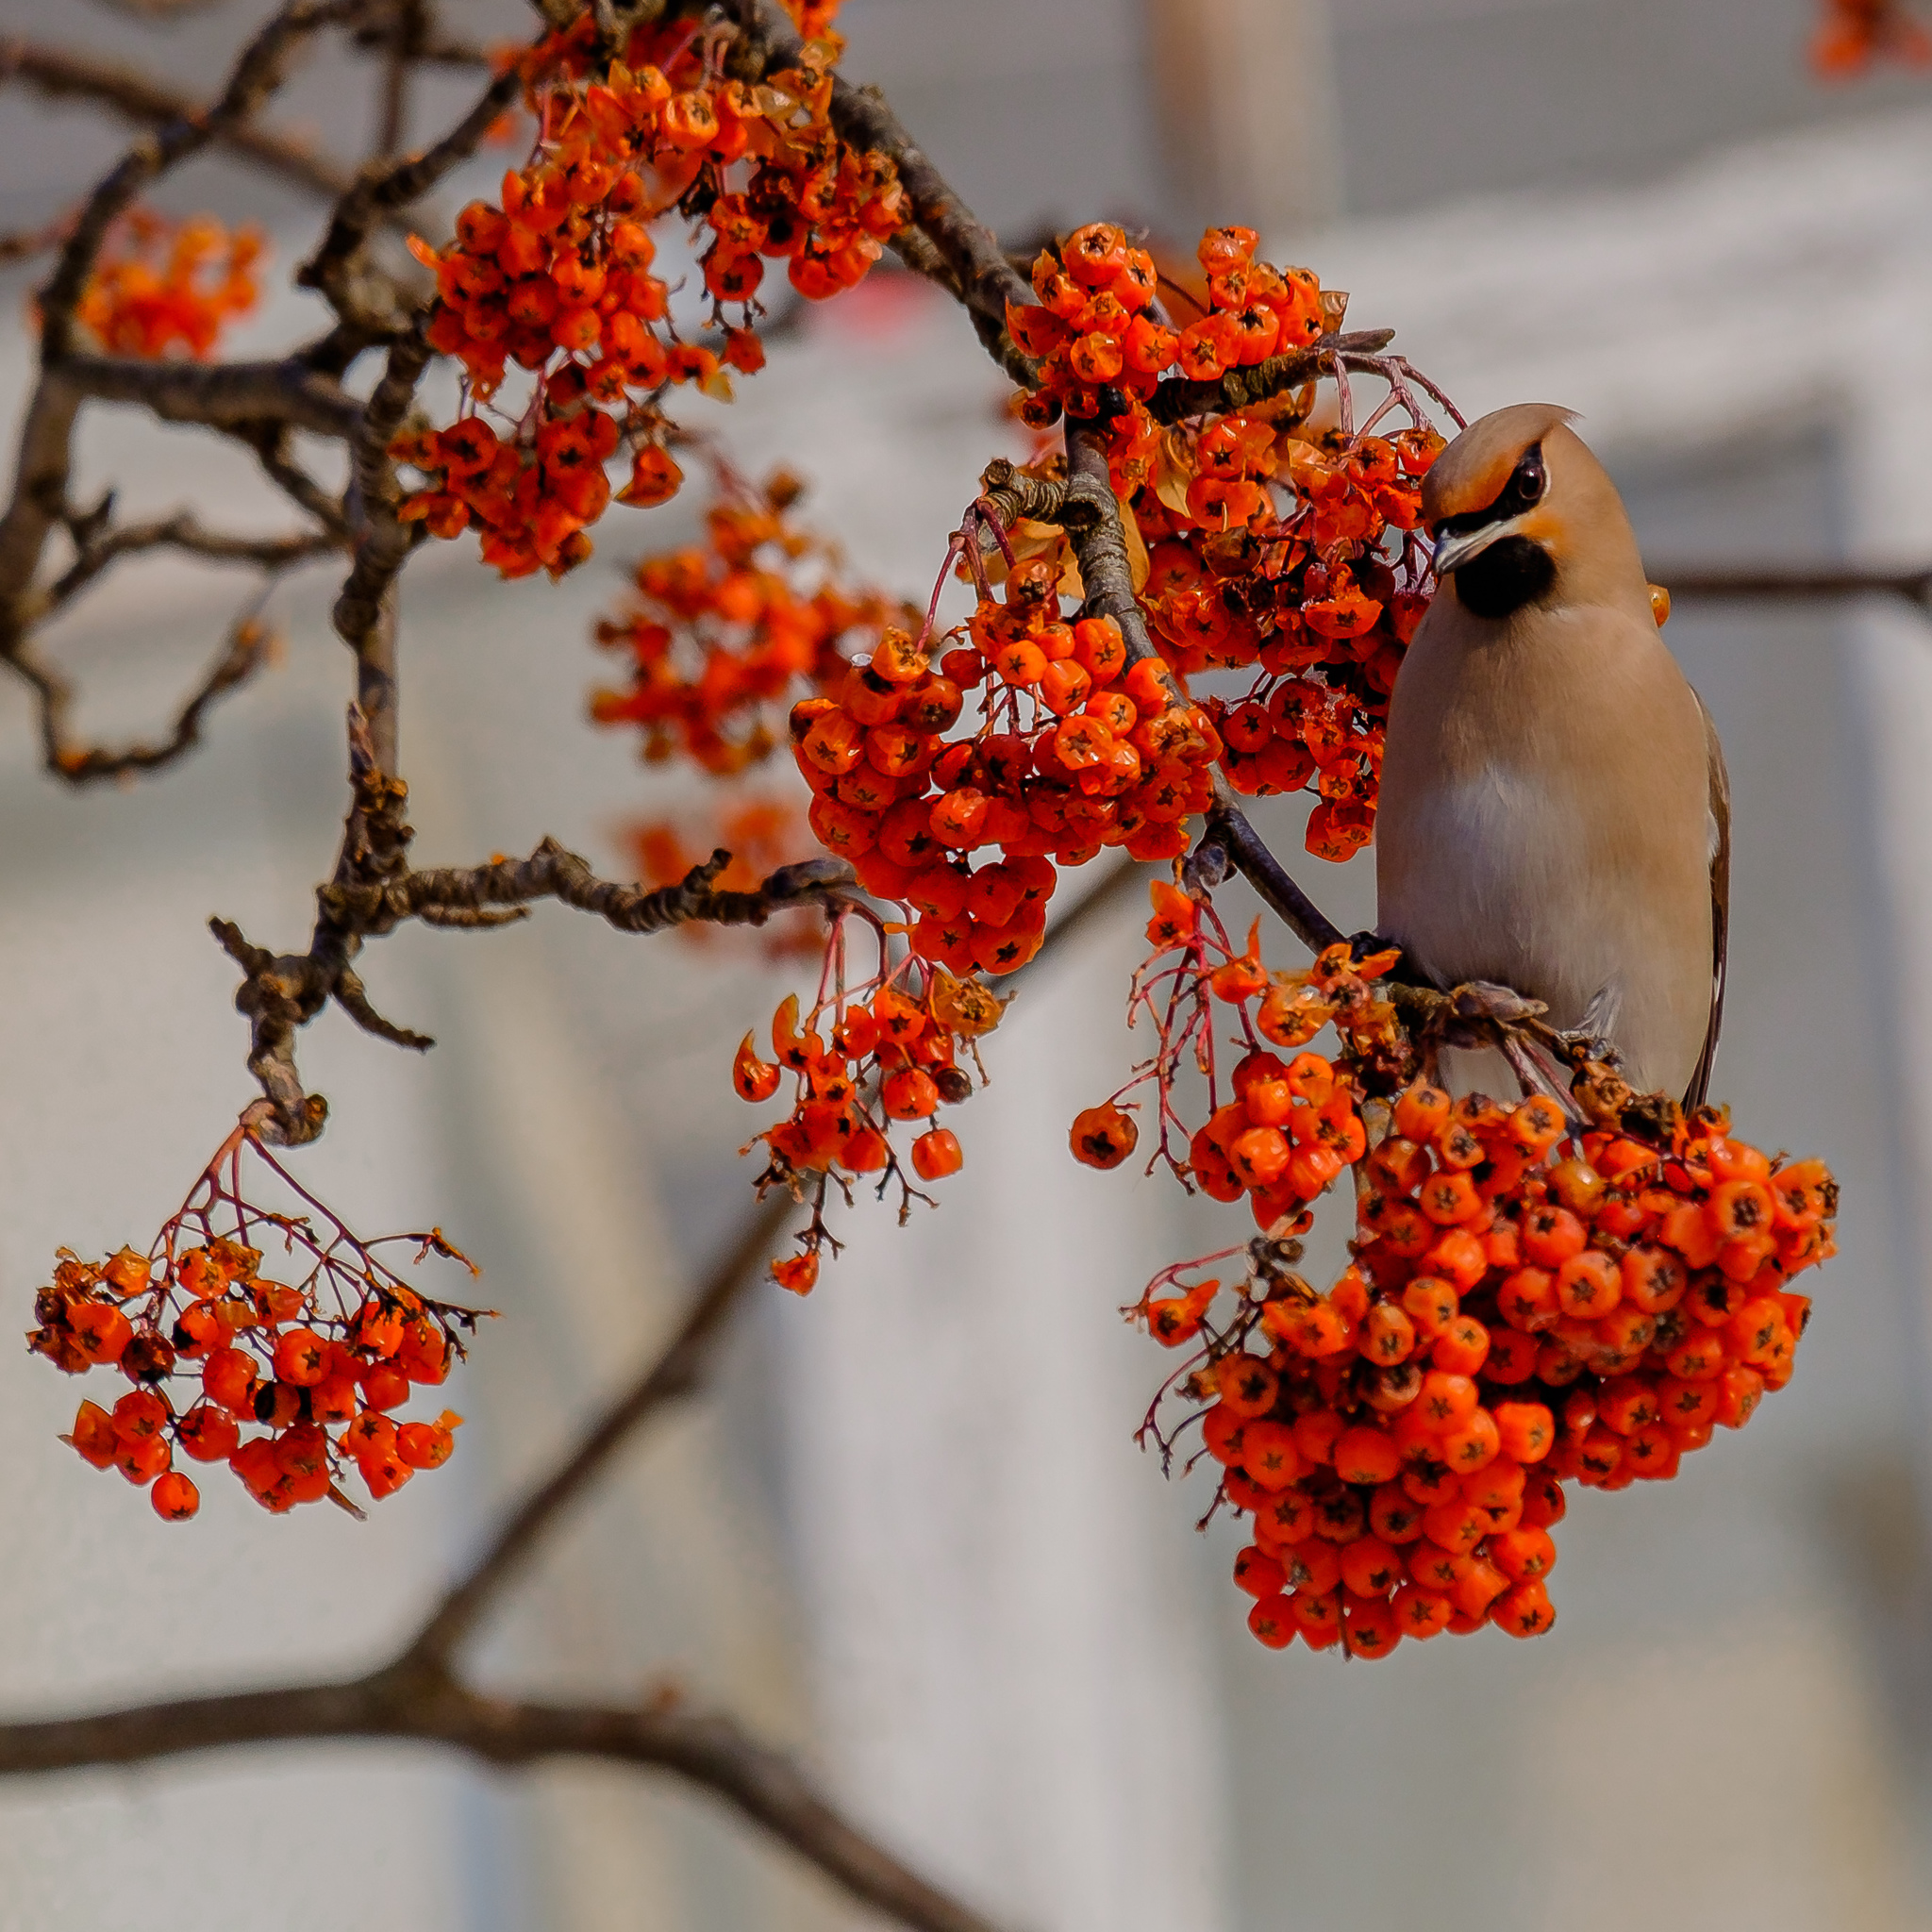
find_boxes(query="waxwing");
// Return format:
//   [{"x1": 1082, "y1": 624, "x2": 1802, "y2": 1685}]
[{"x1": 1374, "y1": 403, "x2": 1728, "y2": 1104}]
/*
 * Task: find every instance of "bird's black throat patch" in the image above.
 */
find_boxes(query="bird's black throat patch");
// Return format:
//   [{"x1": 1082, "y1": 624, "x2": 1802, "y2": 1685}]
[{"x1": 1453, "y1": 536, "x2": 1556, "y2": 620}]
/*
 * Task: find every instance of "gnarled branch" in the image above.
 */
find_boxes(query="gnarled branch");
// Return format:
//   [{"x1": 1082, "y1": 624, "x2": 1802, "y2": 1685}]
[
  {"x1": 1145, "y1": 327, "x2": 1396, "y2": 425},
  {"x1": 0, "y1": 1667, "x2": 1006, "y2": 1932},
  {"x1": 44, "y1": 512, "x2": 339, "y2": 613}
]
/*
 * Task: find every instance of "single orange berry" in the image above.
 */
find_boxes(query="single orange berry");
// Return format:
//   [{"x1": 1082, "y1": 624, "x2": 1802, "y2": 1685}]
[
  {"x1": 771, "y1": 1252, "x2": 819, "y2": 1295},
  {"x1": 151, "y1": 1470, "x2": 199, "y2": 1522},
  {"x1": 733, "y1": 1031, "x2": 782, "y2": 1102},
  {"x1": 911, "y1": 1128, "x2": 963, "y2": 1180},
  {"x1": 1070, "y1": 1104, "x2": 1138, "y2": 1169},
  {"x1": 274, "y1": 1325, "x2": 328, "y2": 1388}
]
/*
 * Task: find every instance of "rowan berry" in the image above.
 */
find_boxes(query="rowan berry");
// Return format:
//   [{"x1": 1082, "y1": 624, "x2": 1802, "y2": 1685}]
[
  {"x1": 1247, "y1": 1594, "x2": 1297, "y2": 1649},
  {"x1": 398, "y1": 1412, "x2": 461, "y2": 1470},
  {"x1": 1324, "y1": 1425, "x2": 1392, "y2": 1487},
  {"x1": 1393, "y1": 1584, "x2": 1454, "y2": 1638},
  {"x1": 1342, "y1": 1595, "x2": 1401, "y2": 1657},
  {"x1": 114, "y1": 1432, "x2": 171, "y2": 1486},
  {"x1": 1238, "y1": 1419, "x2": 1300, "y2": 1490},
  {"x1": 910, "y1": 1128, "x2": 964, "y2": 1180},
  {"x1": 273, "y1": 1326, "x2": 328, "y2": 1388},
  {"x1": 151, "y1": 1471, "x2": 200, "y2": 1522},
  {"x1": 1234, "y1": 1546, "x2": 1287, "y2": 1599},
  {"x1": 176, "y1": 1406, "x2": 240, "y2": 1463},
  {"x1": 1071, "y1": 1104, "x2": 1138, "y2": 1169},
  {"x1": 65, "y1": 1401, "x2": 118, "y2": 1469}
]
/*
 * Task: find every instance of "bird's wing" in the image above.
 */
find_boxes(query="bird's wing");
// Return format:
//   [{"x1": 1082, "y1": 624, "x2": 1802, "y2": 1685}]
[{"x1": 1685, "y1": 692, "x2": 1730, "y2": 1109}]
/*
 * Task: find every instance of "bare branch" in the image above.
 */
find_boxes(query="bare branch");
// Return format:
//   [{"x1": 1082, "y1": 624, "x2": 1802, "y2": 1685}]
[
  {"x1": 403, "y1": 846, "x2": 1138, "y2": 1669},
  {"x1": 370, "y1": 0, "x2": 425, "y2": 156},
  {"x1": 1661, "y1": 563, "x2": 1932, "y2": 609},
  {"x1": 38, "y1": 2, "x2": 359, "y2": 359},
  {"x1": 0, "y1": 860, "x2": 1153, "y2": 1932},
  {"x1": 331, "y1": 324, "x2": 432, "y2": 771},
  {"x1": 405, "y1": 1187, "x2": 796, "y2": 1670},
  {"x1": 0, "y1": 0, "x2": 360, "y2": 726},
  {"x1": 0, "y1": 38, "x2": 361, "y2": 208},
  {"x1": 38, "y1": 610, "x2": 277, "y2": 785},
  {"x1": 0, "y1": 1670, "x2": 1008, "y2": 1932},
  {"x1": 81, "y1": 0, "x2": 234, "y2": 20},
  {"x1": 61, "y1": 355, "x2": 363, "y2": 438},
  {"x1": 299, "y1": 58, "x2": 525, "y2": 325},
  {"x1": 328, "y1": 838, "x2": 860, "y2": 938},
  {"x1": 44, "y1": 512, "x2": 339, "y2": 613},
  {"x1": 211, "y1": 713, "x2": 866, "y2": 1143}
]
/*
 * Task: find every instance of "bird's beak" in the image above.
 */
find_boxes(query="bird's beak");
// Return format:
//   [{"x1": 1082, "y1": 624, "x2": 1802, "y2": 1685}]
[{"x1": 1429, "y1": 513, "x2": 1528, "y2": 579}]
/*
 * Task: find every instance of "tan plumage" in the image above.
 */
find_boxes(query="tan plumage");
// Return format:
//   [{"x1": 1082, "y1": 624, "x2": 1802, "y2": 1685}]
[{"x1": 1375, "y1": 404, "x2": 1729, "y2": 1105}]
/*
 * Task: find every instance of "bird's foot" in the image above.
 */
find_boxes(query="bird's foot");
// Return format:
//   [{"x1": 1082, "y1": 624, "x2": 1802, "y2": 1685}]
[
  {"x1": 1432, "y1": 978, "x2": 1548, "y2": 1054},
  {"x1": 1551, "y1": 1027, "x2": 1623, "y2": 1072}
]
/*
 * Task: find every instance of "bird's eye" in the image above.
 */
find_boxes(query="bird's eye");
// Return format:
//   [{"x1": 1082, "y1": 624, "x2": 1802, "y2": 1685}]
[{"x1": 1510, "y1": 450, "x2": 1546, "y2": 505}]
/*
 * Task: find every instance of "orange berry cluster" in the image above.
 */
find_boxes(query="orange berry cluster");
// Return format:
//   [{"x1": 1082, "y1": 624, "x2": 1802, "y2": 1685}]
[
  {"x1": 1102, "y1": 891, "x2": 1838, "y2": 1657},
  {"x1": 398, "y1": 9, "x2": 903, "y2": 578},
  {"x1": 1007, "y1": 223, "x2": 1442, "y2": 860},
  {"x1": 74, "y1": 208, "x2": 264, "y2": 359},
  {"x1": 1008, "y1": 221, "x2": 1325, "y2": 427},
  {"x1": 1075, "y1": 887, "x2": 1404, "y2": 1231},
  {"x1": 1811, "y1": 0, "x2": 1932, "y2": 72},
  {"x1": 591, "y1": 470, "x2": 915, "y2": 774},
  {"x1": 796, "y1": 575, "x2": 1226, "y2": 978},
  {"x1": 28, "y1": 1126, "x2": 482, "y2": 1522},
  {"x1": 739, "y1": 963, "x2": 1006, "y2": 1290}
]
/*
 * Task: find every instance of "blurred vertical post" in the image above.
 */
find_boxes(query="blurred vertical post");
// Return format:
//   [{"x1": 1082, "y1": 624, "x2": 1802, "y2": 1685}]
[{"x1": 1145, "y1": 0, "x2": 1341, "y2": 235}]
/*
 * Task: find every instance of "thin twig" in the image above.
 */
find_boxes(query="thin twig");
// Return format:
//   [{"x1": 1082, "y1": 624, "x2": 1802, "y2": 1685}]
[
  {"x1": 300, "y1": 56, "x2": 525, "y2": 324},
  {"x1": 212, "y1": 723, "x2": 865, "y2": 1144},
  {"x1": 45, "y1": 513, "x2": 339, "y2": 612},
  {"x1": 42, "y1": 609, "x2": 278, "y2": 785},
  {"x1": 1661, "y1": 563, "x2": 1932, "y2": 609},
  {"x1": 372, "y1": 0, "x2": 425, "y2": 157},
  {"x1": 0, "y1": 38, "x2": 361, "y2": 208}
]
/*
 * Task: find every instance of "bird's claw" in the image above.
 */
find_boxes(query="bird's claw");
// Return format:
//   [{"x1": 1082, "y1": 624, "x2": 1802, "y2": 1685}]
[
  {"x1": 1447, "y1": 980, "x2": 1548, "y2": 1024},
  {"x1": 1553, "y1": 1027, "x2": 1623, "y2": 1071}
]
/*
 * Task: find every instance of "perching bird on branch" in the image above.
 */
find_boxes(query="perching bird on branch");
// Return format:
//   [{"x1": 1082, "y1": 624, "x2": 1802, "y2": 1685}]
[{"x1": 1375, "y1": 402, "x2": 1729, "y2": 1106}]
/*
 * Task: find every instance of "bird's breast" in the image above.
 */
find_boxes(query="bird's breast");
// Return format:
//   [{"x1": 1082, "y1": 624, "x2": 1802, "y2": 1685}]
[
  {"x1": 1376, "y1": 764, "x2": 1588, "y2": 1008},
  {"x1": 1373, "y1": 601, "x2": 1715, "y2": 1092}
]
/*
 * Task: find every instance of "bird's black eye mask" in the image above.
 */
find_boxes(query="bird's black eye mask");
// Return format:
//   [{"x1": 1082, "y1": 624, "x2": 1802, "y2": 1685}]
[
  {"x1": 1433, "y1": 443, "x2": 1547, "y2": 541},
  {"x1": 1430, "y1": 443, "x2": 1556, "y2": 619}
]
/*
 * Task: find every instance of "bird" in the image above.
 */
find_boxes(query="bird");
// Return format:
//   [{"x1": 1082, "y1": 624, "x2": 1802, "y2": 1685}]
[{"x1": 1374, "y1": 402, "x2": 1729, "y2": 1107}]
